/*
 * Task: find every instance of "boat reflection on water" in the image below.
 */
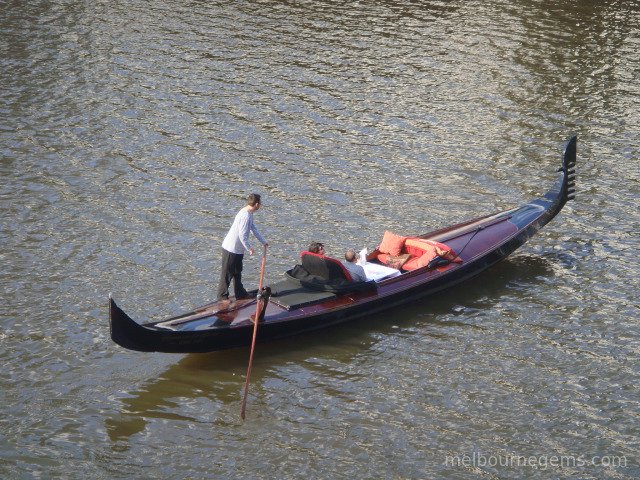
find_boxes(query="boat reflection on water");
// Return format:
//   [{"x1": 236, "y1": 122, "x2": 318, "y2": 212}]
[{"x1": 105, "y1": 254, "x2": 553, "y2": 443}]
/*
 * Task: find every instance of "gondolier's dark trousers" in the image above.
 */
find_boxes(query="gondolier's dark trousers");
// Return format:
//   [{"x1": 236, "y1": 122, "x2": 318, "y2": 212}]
[{"x1": 217, "y1": 249, "x2": 248, "y2": 300}]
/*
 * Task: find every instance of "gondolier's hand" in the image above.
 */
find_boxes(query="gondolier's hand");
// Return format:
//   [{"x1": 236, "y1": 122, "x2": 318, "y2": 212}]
[{"x1": 248, "y1": 248, "x2": 255, "y2": 256}]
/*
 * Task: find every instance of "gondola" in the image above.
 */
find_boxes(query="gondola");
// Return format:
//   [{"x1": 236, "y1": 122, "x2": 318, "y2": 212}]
[{"x1": 110, "y1": 136, "x2": 577, "y2": 354}]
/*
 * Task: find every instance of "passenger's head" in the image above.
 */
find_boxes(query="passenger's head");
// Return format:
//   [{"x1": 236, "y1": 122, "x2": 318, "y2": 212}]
[
  {"x1": 345, "y1": 249, "x2": 357, "y2": 263},
  {"x1": 246, "y1": 193, "x2": 261, "y2": 207},
  {"x1": 308, "y1": 242, "x2": 325, "y2": 254}
]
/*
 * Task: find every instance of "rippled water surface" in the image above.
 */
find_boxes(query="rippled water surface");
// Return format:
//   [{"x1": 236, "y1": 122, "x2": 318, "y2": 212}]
[{"x1": 2, "y1": 1, "x2": 639, "y2": 478}]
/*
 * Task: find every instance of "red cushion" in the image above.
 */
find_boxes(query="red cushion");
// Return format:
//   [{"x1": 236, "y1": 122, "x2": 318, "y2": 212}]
[
  {"x1": 407, "y1": 238, "x2": 460, "y2": 261},
  {"x1": 404, "y1": 243, "x2": 426, "y2": 258},
  {"x1": 401, "y1": 238, "x2": 463, "y2": 270},
  {"x1": 415, "y1": 247, "x2": 442, "y2": 268},
  {"x1": 378, "y1": 231, "x2": 406, "y2": 257},
  {"x1": 377, "y1": 253, "x2": 389, "y2": 264},
  {"x1": 402, "y1": 257, "x2": 421, "y2": 271}
]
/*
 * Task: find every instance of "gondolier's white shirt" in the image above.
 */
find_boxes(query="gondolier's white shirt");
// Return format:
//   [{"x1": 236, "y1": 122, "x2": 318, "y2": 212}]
[{"x1": 221, "y1": 208, "x2": 267, "y2": 254}]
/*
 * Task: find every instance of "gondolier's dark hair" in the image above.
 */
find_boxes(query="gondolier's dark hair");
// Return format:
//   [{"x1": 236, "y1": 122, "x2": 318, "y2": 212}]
[{"x1": 247, "y1": 193, "x2": 261, "y2": 206}]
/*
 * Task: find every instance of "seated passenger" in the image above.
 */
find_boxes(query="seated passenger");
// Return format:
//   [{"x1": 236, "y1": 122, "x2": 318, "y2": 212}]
[
  {"x1": 285, "y1": 241, "x2": 376, "y2": 293},
  {"x1": 300, "y1": 242, "x2": 353, "y2": 283},
  {"x1": 342, "y1": 249, "x2": 367, "y2": 282},
  {"x1": 308, "y1": 241, "x2": 325, "y2": 254}
]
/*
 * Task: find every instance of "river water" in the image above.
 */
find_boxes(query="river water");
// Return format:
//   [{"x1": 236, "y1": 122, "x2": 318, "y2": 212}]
[{"x1": 1, "y1": 1, "x2": 639, "y2": 478}]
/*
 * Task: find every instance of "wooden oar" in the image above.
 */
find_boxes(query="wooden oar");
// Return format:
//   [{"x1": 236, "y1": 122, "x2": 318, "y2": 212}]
[{"x1": 240, "y1": 244, "x2": 268, "y2": 420}]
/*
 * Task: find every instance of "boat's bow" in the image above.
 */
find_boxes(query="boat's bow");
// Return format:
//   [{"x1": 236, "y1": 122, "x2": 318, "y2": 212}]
[{"x1": 538, "y1": 134, "x2": 577, "y2": 225}]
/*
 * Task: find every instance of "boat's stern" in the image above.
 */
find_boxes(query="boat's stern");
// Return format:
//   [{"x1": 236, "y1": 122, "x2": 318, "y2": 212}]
[{"x1": 109, "y1": 296, "x2": 157, "y2": 352}]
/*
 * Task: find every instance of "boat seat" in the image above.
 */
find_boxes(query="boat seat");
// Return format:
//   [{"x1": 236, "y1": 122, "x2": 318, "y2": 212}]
[{"x1": 300, "y1": 251, "x2": 354, "y2": 282}]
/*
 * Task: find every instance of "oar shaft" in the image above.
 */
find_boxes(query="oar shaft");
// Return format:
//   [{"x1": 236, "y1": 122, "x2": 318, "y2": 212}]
[{"x1": 240, "y1": 244, "x2": 268, "y2": 420}]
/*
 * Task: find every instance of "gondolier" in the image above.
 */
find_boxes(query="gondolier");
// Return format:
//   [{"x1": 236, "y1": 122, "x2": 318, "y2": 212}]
[{"x1": 217, "y1": 193, "x2": 269, "y2": 301}]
